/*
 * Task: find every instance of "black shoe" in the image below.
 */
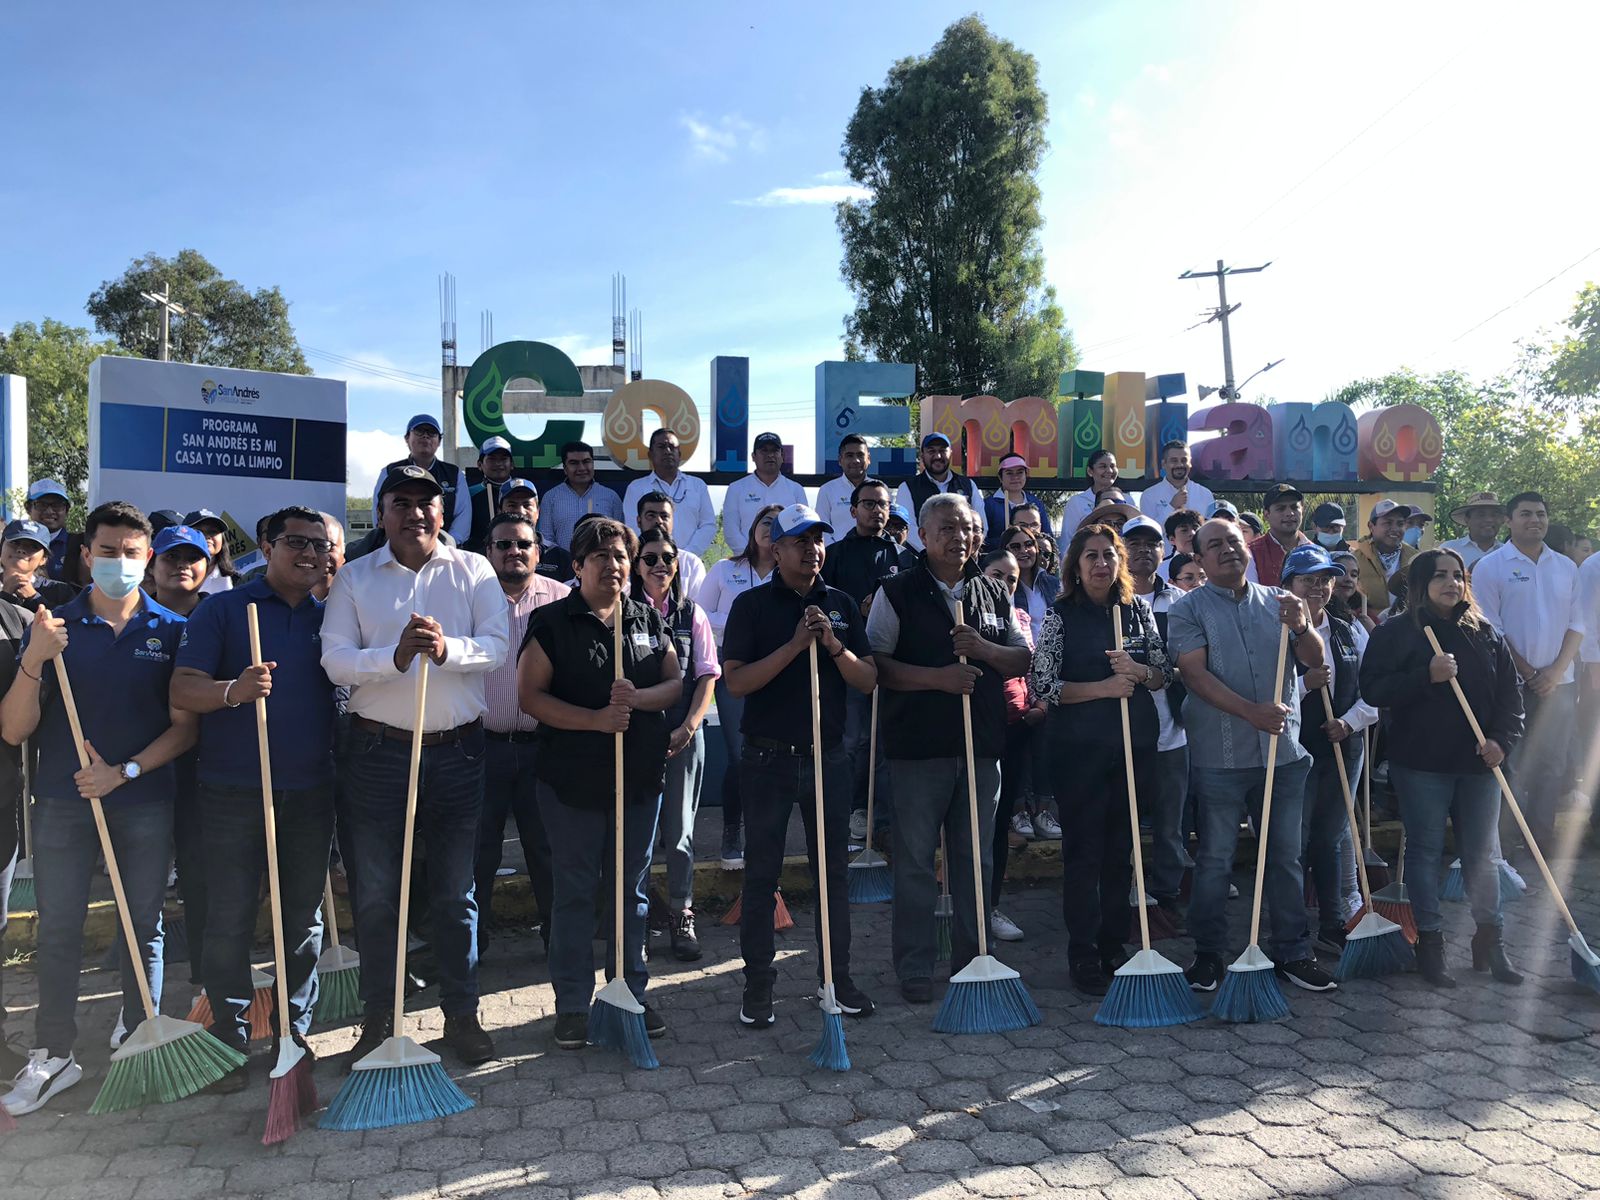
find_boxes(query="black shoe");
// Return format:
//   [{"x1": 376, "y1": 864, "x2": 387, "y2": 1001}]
[
  {"x1": 1186, "y1": 952, "x2": 1223, "y2": 993},
  {"x1": 553, "y1": 1013, "x2": 588, "y2": 1049},
  {"x1": 1156, "y1": 896, "x2": 1188, "y2": 935},
  {"x1": 670, "y1": 909, "x2": 703, "y2": 962},
  {"x1": 1470, "y1": 923, "x2": 1524, "y2": 985},
  {"x1": 442, "y1": 1014, "x2": 496, "y2": 1065},
  {"x1": 643, "y1": 1006, "x2": 666, "y2": 1039},
  {"x1": 647, "y1": 892, "x2": 672, "y2": 937},
  {"x1": 720, "y1": 824, "x2": 745, "y2": 870},
  {"x1": 204, "y1": 1057, "x2": 250, "y2": 1095},
  {"x1": 739, "y1": 978, "x2": 775, "y2": 1028},
  {"x1": 346, "y1": 1011, "x2": 393, "y2": 1068},
  {"x1": 1100, "y1": 946, "x2": 1130, "y2": 977},
  {"x1": 1069, "y1": 958, "x2": 1110, "y2": 996},
  {"x1": 828, "y1": 978, "x2": 875, "y2": 1018},
  {"x1": 1316, "y1": 926, "x2": 1348, "y2": 955},
  {"x1": 1275, "y1": 957, "x2": 1339, "y2": 992},
  {"x1": 900, "y1": 977, "x2": 933, "y2": 1004},
  {"x1": 1415, "y1": 931, "x2": 1458, "y2": 989}
]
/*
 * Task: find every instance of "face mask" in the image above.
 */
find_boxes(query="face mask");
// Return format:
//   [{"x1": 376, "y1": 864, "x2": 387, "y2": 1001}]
[
  {"x1": 1403, "y1": 527, "x2": 1423, "y2": 547},
  {"x1": 1316, "y1": 531, "x2": 1344, "y2": 548},
  {"x1": 92, "y1": 556, "x2": 146, "y2": 599}
]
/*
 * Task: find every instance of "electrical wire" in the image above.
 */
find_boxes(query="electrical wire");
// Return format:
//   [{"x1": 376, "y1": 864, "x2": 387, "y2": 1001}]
[
  {"x1": 1420, "y1": 244, "x2": 1600, "y2": 361},
  {"x1": 302, "y1": 346, "x2": 437, "y2": 390}
]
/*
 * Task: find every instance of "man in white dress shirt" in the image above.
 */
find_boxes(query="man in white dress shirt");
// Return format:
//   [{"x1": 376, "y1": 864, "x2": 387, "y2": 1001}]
[
  {"x1": 1441, "y1": 492, "x2": 1506, "y2": 572},
  {"x1": 894, "y1": 432, "x2": 985, "y2": 551},
  {"x1": 816, "y1": 434, "x2": 872, "y2": 545},
  {"x1": 322, "y1": 463, "x2": 509, "y2": 1068},
  {"x1": 722, "y1": 431, "x2": 808, "y2": 549},
  {"x1": 1472, "y1": 491, "x2": 1586, "y2": 855},
  {"x1": 1139, "y1": 440, "x2": 1214, "y2": 529},
  {"x1": 622, "y1": 430, "x2": 718, "y2": 557}
]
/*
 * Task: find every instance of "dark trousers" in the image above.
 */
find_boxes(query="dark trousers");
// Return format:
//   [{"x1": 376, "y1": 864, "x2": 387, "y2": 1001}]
[
  {"x1": 1054, "y1": 740, "x2": 1148, "y2": 962},
  {"x1": 1300, "y1": 741, "x2": 1361, "y2": 933},
  {"x1": 341, "y1": 727, "x2": 485, "y2": 1019},
  {"x1": 715, "y1": 679, "x2": 744, "y2": 832},
  {"x1": 1506, "y1": 684, "x2": 1576, "y2": 853},
  {"x1": 172, "y1": 754, "x2": 207, "y2": 987},
  {"x1": 993, "y1": 722, "x2": 1032, "y2": 905},
  {"x1": 739, "y1": 743, "x2": 852, "y2": 987},
  {"x1": 474, "y1": 738, "x2": 552, "y2": 945},
  {"x1": 199, "y1": 781, "x2": 335, "y2": 1050}
]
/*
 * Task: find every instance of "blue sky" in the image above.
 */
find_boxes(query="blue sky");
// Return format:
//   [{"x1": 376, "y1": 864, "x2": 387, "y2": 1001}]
[{"x1": 5, "y1": 2, "x2": 1597, "y2": 492}]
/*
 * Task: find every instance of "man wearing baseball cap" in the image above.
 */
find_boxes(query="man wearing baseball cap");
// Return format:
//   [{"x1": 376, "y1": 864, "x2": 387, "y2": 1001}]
[
  {"x1": 1442, "y1": 492, "x2": 1506, "y2": 570},
  {"x1": 1404, "y1": 507, "x2": 1434, "y2": 549},
  {"x1": 723, "y1": 433, "x2": 809, "y2": 553},
  {"x1": 25, "y1": 480, "x2": 87, "y2": 587},
  {"x1": 0, "y1": 519, "x2": 78, "y2": 611},
  {"x1": 984, "y1": 454, "x2": 1054, "y2": 552},
  {"x1": 464, "y1": 435, "x2": 516, "y2": 553},
  {"x1": 371, "y1": 415, "x2": 471, "y2": 547},
  {"x1": 721, "y1": 503, "x2": 878, "y2": 1027},
  {"x1": 895, "y1": 432, "x2": 986, "y2": 552},
  {"x1": 1352, "y1": 499, "x2": 1416, "y2": 614},
  {"x1": 1310, "y1": 502, "x2": 1351, "y2": 553},
  {"x1": 497, "y1": 479, "x2": 572, "y2": 581},
  {"x1": 1245, "y1": 484, "x2": 1312, "y2": 588}
]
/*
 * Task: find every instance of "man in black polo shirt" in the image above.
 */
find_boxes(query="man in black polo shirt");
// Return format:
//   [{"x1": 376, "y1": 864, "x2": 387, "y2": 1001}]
[
  {"x1": 722, "y1": 503, "x2": 877, "y2": 1028},
  {"x1": 0, "y1": 519, "x2": 78, "y2": 611},
  {"x1": 866, "y1": 492, "x2": 1031, "y2": 1003}
]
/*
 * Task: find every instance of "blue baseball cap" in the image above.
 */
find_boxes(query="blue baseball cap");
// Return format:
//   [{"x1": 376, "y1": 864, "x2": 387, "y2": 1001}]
[
  {"x1": 499, "y1": 477, "x2": 538, "y2": 501},
  {"x1": 887, "y1": 504, "x2": 911, "y2": 525},
  {"x1": 152, "y1": 525, "x2": 213, "y2": 559},
  {"x1": 770, "y1": 503, "x2": 833, "y2": 541},
  {"x1": 1207, "y1": 499, "x2": 1240, "y2": 519},
  {"x1": 149, "y1": 509, "x2": 184, "y2": 534},
  {"x1": 1281, "y1": 543, "x2": 1341, "y2": 583},
  {"x1": 2, "y1": 519, "x2": 50, "y2": 548},
  {"x1": 406, "y1": 413, "x2": 442, "y2": 435},
  {"x1": 26, "y1": 479, "x2": 69, "y2": 504},
  {"x1": 920, "y1": 431, "x2": 951, "y2": 449},
  {"x1": 479, "y1": 435, "x2": 512, "y2": 456}
]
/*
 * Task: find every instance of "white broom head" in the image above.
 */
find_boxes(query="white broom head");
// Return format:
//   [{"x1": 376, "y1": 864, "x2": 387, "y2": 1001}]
[
  {"x1": 1227, "y1": 944, "x2": 1276, "y2": 973},
  {"x1": 949, "y1": 954, "x2": 1021, "y2": 984},
  {"x1": 595, "y1": 975, "x2": 644, "y2": 1014},
  {"x1": 849, "y1": 847, "x2": 887, "y2": 869},
  {"x1": 270, "y1": 1037, "x2": 307, "y2": 1080},
  {"x1": 110, "y1": 1013, "x2": 207, "y2": 1061},
  {"x1": 1346, "y1": 911, "x2": 1402, "y2": 940},
  {"x1": 250, "y1": 968, "x2": 274, "y2": 989},
  {"x1": 1115, "y1": 948, "x2": 1185, "y2": 977},
  {"x1": 317, "y1": 944, "x2": 361, "y2": 971},
  {"x1": 817, "y1": 982, "x2": 842, "y2": 1015},
  {"x1": 352, "y1": 1034, "x2": 440, "y2": 1071}
]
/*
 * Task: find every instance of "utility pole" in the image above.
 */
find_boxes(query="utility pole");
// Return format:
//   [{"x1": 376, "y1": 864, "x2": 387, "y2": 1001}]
[
  {"x1": 138, "y1": 281, "x2": 188, "y2": 361},
  {"x1": 1179, "y1": 259, "x2": 1270, "y2": 400}
]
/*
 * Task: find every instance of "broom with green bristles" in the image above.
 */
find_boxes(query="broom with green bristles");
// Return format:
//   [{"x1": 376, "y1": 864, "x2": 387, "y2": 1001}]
[
  {"x1": 46, "y1": 658, "x2": 243, "y2": 1113},
  {"x1": 322, "y1": 658, "x2": 474, "y2": 1129},
  {"x1": 847, "y1": 688, "x2": 892, "y2": 904},
  {"x1": 315, "y1": 873, "x2": 362, "y2": 1023},
  {"x1": 9, "y1": 741, "x2": 34, "y2": 912},
  {"x1": 806, "y1": 640, "x2": 850, "y2": 1071},
  {"x1": 1424, "y1": 627, "x2": 1600, "y2": 995}
]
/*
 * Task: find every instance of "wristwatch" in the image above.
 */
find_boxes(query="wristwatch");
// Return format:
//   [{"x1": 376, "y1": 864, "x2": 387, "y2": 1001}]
[{"x1": 119, "y1": 760, "x2": 142, "y2": 782}]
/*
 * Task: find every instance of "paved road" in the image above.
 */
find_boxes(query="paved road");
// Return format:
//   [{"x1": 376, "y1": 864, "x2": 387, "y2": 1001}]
[{"x1": 4, "y1": 858, "x2": 1600, "y2": 1200}]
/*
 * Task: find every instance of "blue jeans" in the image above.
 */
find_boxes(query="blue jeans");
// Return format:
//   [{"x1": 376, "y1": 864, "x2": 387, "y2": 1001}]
[
  {"x1": 535, "y1": 783, "x2": 660, "y2": 1014},
  {"x1": 199, "y1": 781, "x2": 335, "y2": 1050},
  {"x1": 1505, "y1": 683, "x2": 1576, "y2": 852},
  {"x1": 1189, "y1": 757, "x2": 1312, "y2": 963},
  {"x1": 341, "y1": 727, "x2": 485, "y2": 1018},
  {"x1": 714, "y1": 678, "x2": 744, "y2": 831},
  {"x1": 1301, "y1": 740, "x2": 1362, "y2": 932},
  {"x1": 33, "y1": 795, "x2": 171, "y2": 1056},
  {"x1": 889, "y1": 757, "x2": 997, "y2": 981},
  {"x1": 1392, "y1": 764, "x2": 1501, "y2": 933},
  {"x1": 474, "y1": 738, "x2": 552, "y2": 942},
  {"x1": 660, "y1": 729, "x2": 706, "y2": 907},
  {"x1": 1146, "y1": 745, "x2": 1190, "y2": 901},
  {"x1": 739, "y1": 744, "x2": 852, "y2": 987}
]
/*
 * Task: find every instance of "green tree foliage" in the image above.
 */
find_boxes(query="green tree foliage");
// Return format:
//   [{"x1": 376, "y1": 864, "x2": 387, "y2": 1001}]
[
  {"x1": 1542, "y1": 281, "x2": 1600, "y2": 405},
  {"x1": 86, "y1": 249, "x2": 310, "y2": 374},
  {"x1": 836, "y1": 16, "x2": 1075, "y2": 401},
  {"x1": 0, "y1": 319, "x2": 119, "y2": 518}
]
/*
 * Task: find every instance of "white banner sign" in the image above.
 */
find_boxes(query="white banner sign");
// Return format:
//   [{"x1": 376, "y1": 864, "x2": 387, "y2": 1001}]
[{"x1": 0, "y1": 376, "x2": 28, "y2": 521}]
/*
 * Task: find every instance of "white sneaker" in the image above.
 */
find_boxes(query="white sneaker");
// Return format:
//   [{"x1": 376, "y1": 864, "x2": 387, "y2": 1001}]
[
  {"x1": 2, "y1": 1050, "x2": 82, "y2": 1116},
  {"x1": 1033, "y1": 812, "x2": 1062, "y2": 840},
  {"x1": 1011, "y1": 812, "x2": 1035, "y2": 839},
  {"x1": 1228, "y1": 883, "x2": 1239, "y2": 899},
  {"x1": 849, "y1": 809, "x2": 869, "y2": 844},
  {"x1": 989, "y1": 910, "x2": 1024, "y2": 941},
  {"x1": 109, "y1": 1011, "x2": 127, "y2": 1051}
]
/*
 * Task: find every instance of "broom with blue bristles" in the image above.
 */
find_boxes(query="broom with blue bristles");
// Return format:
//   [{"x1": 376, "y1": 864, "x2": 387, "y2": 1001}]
[
  {"x1": 847, "y1": 687, "x2": 893, "y2": 904},
  {"x1": 8, "y1": 742, "x2": 34, "y2": 912},
  {"x1": 933, "y1": 602, "x2": 1040, "y2": 1036},
  {"x1": 805, "y1": 640, "x2": 850, "y2": 1070},
  {"x1": 1424, "y1": 627, "x2": 1600, "y2": 996},
  {"x1": 1097, "y1": 605, "x2": 1204, "y2": 1029},
  {"x1": 45, "y1": 658, "x2": 244, "y2": 1112},
  {"x1": 1212, "y1": 623, "x2": 1292, "y2": 1024},
  {"x1": 587, "y1": 604, "x2": 658, "y2": 1068},
  {"x1": 322, "y1": 658, "x2": 474, "y2": 1129}
]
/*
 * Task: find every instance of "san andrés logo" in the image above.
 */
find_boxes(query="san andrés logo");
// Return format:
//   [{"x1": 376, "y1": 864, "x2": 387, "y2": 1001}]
[{"x1": 201, "y1": 378, "x2": 262, "y2": 406}]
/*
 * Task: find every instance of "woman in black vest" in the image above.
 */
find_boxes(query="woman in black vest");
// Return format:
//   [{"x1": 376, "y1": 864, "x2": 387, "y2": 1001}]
[
  {"x1": 1029, "y1": 523, "x2": 1171, "y2": 995},
  {"x1": 1281, "y1": 544, "x2": 1379, "y2": 955},
  {"x1": 1360, "y1": 549, "x2": 1525, "y2": 987},
  {"x1": 518, "y1": 518, "x2": 682, "y2": 1050},
  {"x1": 631, "y1": 527, "x2": 719, "y2": 961}
]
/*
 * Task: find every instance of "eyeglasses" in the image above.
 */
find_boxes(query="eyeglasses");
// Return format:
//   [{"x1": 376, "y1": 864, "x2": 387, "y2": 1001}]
[
  {"x1": 491, "y1": 538, "x2": 535, "y2": 551},
  {"x1": 854, "y1": 499, "x2": 889, "y2": 510},
  {"x1": 640, "y1": 552, "x2": 677, "y2": 567},
  {"x1": 272, "y1": 534, "x2": 334, "y2": 554}
]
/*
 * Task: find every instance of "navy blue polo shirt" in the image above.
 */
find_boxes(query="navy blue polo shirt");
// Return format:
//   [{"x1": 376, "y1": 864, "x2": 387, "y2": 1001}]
[
  {"x1": 176, "y1": 575, "x2": 335, "y2": 792},
  {"x1": 22, "y1": 589, "x2": 186, "y2": 807}
]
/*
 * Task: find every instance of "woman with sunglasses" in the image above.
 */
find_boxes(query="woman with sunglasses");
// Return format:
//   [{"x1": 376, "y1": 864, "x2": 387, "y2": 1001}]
[
  {"x1": 631, "y1": 527, "x2": 720, "y2": 961},
  {"x1": 1000, "y1": 522, "x2": 1062, "y2": 841}
]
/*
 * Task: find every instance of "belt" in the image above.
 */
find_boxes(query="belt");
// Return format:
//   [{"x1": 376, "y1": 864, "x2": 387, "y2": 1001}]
[
  {"x1": 485, "y1": 729, "x2": 538, "y2": 744},
  {"x1": 745, "y1": 734, "x2": 813, "y2": 758},
  {"x1": 349, "y1": 715, "x2": 482, "y2": 746}
]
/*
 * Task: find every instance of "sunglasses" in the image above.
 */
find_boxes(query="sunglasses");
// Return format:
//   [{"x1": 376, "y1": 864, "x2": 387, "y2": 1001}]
[
  {"x1": 640, "y1": 552, "x2": 677, "y2": 567},
  {"x1": 272, "y1": 534, "x2": 334, "y2": 554},
  {"x1": 491, "y1": 538, "x2": 535, "y2": 551},
  {"x1": 1005, "y1": 540, "x2": 1035, "y2": 552}
]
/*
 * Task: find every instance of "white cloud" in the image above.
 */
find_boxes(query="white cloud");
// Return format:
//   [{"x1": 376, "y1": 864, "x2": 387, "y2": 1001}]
[
  {"x1": 736, "y1": 184, "x2": 873, "y2": 207},
  {"x1": 814, "y1": 168, "x2": 849, "y2": 182},
  {"x1": 680, "y1": 113, "x2": 766, "y2": 164},
  {"x1": 346, "y1": 427, "x2": 405, "y2": 497}
]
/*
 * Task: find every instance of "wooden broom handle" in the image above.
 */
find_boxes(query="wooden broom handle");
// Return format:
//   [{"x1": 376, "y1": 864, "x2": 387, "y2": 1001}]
[
  {"x1": 1113, "y1": 605, "x2": 1152, "y2": 951},
  {"x1": 863, "y1": 686, "x2": 878, "y2": 834},
  {"x1": 1422, "y1": 626, "x2": 1583, "y2": 936},
  {"x1": 613, "y1": 607, "x2": 626, "y2": 977},
  {"x1": 956, "y1": 600, "x2": 989, "y2": 959},
  {"x1": 51, "y1": 656, "x2": 157, "y2": 1022},
  {"x1": 323, "y1": 874, "x2": 341, "y2": 950},
  {"x1": 1320, "y1": 686, "x2": 1373, "y2": 907},
  {"x1": 1246, "y1": 622, "x2": 1291, "y2": 948},
  {"x1": 392, "y1": 657, "x2": 429, "y2": 1035},
  {"x1": 809, "y1": 641, "x2": 835, "y2": 991},
  {"x1": 247, "y1": 605, "x2": 294, "y2": 1039}
]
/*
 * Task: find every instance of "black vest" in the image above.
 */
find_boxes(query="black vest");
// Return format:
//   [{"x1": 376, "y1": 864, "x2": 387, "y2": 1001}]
[
  {"x1": 383, "y1": 457, "x2": 462, "y2": 529},
  {"x1": 879, "y1": 563, "x2": 1010, "y2": 761},
  {"x1": 661, "y1": 593, "x2": 701, "y2": 727},
  {"x1": 903, "y1": 471, "x2": 973, "y2": 528},
  {"x1": 1299, "y1": 614, "x2": 1360, "y2": 760}
]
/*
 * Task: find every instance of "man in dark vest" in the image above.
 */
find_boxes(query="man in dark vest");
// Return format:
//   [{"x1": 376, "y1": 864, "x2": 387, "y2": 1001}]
[
  {"x1": 866, "y1": 492, "x2": 1031, "y2": 1005},
  {"x1": 371, "y1": 414, "x2": 471, "y2": 546},
  {"x1": 893, "y1": 433, "x2": 986, "y2": 552},
  {"x1": 463, "y1": 436, "x2": 516, "y2": 553}
]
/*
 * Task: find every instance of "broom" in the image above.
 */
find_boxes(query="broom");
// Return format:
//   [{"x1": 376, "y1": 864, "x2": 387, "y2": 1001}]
[
  {"x1": 1424, "y1": 627, "x2": 1600, "y2": 995},
  {"x1": 1212, "y1": 623, "x2": 1292, "y2": 1024},
  {"x1": 1365, "y1": 830, "x2": 1417, "y2": 943},
  {"x1": 44, "y1": 659, "x2": 243, "y2": 1113},
  {"x1": 805, "y1": 640, "x2": 850, "y2": 1071},
  {"x1": 934, "y1": 831, "x2": 953, "y2": 963},
  {"x1": 246, "y1": 605, "x2": 319, "y2": 1143},
  {"x1": 847, "y1": 688, "x2": 892, "y2": 903},
  {"x1": 1323, "y1": 688, "x2": 1414, "y2": 980},
  {"x1": 586, "y1": 605, "x2": 657, "y2": 1069},
  {"x1": 1360, "y1": 728, "x2": 1391, "y2": 890},
  {"x1": 1098, "y1": 605, "x2": 1204, "y2": 1028},
  {"x1": 9, "y1": 741, "x2": 33, "y2": 911},
  {"x1": 1441, "y1": 860, "x2": 1466, "y2": 902},
  {"x1": 186, "y1": 968, "x2": 277, "y2": 1038},
  {"x1": 721, "y1": 890, "x2": 794, "y2": 930},
  {"x1": 315, "y1": 873, "x2": 362, "y2": 1023},
  {"x1": 933, "y1": 602, "x2": 1040, "y2": 1035},
  {"x1": 322, "y1": 658, "x2": 474, "y2": 1128}
]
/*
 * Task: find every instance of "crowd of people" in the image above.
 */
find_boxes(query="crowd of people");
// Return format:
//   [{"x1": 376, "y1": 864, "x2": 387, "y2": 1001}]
[{"x1": 0, "y1": 411, "x2": 1595, "y2": 1116}]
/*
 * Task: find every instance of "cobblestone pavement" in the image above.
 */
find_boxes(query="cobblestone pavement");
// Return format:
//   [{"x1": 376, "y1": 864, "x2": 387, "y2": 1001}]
[{"x1": 5, "y1": 855, "x2": 1600, "y2": 1200}]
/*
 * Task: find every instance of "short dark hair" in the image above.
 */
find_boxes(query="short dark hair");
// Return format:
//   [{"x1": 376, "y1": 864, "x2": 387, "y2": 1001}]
[
  {"x1": 572, "y1": 517, "x2": 637, "y2": 565},
  {"x1": 560, "y1": 440, "x2": 594, "y2": 462},
  {"x1": 1164, "y1": 508, "x2": 1202, "y2": 538},
  {"x1": 487, "y1": 512, "x2": 535, "y2": 541},
  {"x1": 1086, "y1": 449, "x2": 1115, "y2": 470},
  {"x1": 84, "y1": 501, "x2": 151, "y2": 544},
  {"x1": 1161, "y1": 439, "x2": 1187, "y2": 455},
  {"x1": 850, "y1": 477, "x2": 890, "y2": 506},
  {"x1": 647, "y1": 428, "x2": 679, "y2": 449},
  {"x1": 979, "y1": 548, "x2": 1016, "y2": 572},
  {"x1": 636, "y1": 490, "x2": 673, "y2": 517},
  {"x1": 262, "y1": 505, "x2": 325, "y2": 544},
  {"x1": 1168, "y1": 551, "x2": 1199, "y2": 577},
  {"x1": 838, "y1": 434, "x2": 868, "y2": 454},
  {"x1": 1505, "y1": 491, "x2": 1546, "y2": 516},
  {"x1": 1009, "y1": 502, "x2": 1041, "y2": 520}
]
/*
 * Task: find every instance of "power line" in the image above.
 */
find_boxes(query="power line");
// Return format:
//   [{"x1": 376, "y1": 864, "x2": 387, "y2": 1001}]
[
  {"x1": 302, "y1": 346, "x2": 437, "y2": 391},
  {"x1": 1422, "y1": 244, "x2": 1600, "y2": 360}
]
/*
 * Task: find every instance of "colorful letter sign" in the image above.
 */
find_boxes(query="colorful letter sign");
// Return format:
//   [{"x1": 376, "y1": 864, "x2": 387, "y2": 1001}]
[
  {"x1": 602, "y1": 379, "x2": 701, "y2": 471},
  {"x1": 814, "y1": 361, "x2": 917, "y2": 476},
  {"x1": 460, "y1": 340, "x2": 586, "y2": 470},
  {"x1": 1358, "y1": 403, "x2": 1444, "y2": 483}
]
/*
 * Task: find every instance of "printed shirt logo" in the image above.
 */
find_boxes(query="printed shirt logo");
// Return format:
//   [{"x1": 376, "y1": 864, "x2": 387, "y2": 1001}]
[
  {"x1": 1509, "y1": 569, "x2": 1531, "y2": 583},
  {"x1": 133, "y1": 635, "x2": 171, "y2": 662}
]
